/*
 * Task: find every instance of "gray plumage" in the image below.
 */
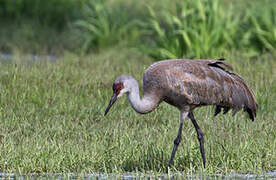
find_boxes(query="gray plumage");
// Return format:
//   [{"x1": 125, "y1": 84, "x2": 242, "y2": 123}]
[{"x1": 104, "y1": 58, "x2": 258, "y2": 170}]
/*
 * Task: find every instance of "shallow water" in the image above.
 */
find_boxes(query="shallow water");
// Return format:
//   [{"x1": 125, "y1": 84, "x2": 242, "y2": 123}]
[
  {"x1": 0, "y1": 53, "x2": 57, "y2": 62},
  {"x1": 1, "y1": 171, "x2": 276, "y2": 180}
]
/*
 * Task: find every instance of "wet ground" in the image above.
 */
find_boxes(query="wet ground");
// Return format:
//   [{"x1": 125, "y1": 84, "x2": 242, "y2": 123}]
[
  {"x1": 1, "y1": 171, "x2": 276, "y2": 180},
  {"x1": 0, "y1": 53, "x2": 57, "y2": 62}
]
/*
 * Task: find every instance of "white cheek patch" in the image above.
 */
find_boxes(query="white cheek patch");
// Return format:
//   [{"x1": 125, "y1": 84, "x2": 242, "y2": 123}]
[{"x1": 117, "y1": 88, "x2": 127, "y2": 98}]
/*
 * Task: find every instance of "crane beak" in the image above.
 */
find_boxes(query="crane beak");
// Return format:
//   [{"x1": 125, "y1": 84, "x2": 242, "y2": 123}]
[{"x1": 104, "y1": 93, "x2": 117, "y2": 116}]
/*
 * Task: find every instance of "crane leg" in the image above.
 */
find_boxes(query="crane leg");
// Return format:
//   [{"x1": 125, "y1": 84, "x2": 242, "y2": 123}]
[
  {"x1": 188, "y1": 112, "x2": 206, "y2": 168},
  {"x1": 167, "y1": 111, "x2": 188, "y2": 171}
]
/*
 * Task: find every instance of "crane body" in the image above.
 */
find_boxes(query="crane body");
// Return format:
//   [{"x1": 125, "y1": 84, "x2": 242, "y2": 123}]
[{"x1": 104, "y1": 59, "x2": 258, "y2": 170}]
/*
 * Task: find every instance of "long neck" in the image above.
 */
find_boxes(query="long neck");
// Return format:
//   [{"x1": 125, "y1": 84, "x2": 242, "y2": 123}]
[{"x1": 127, "y1": 78, "x2": 159, "y2": 114}]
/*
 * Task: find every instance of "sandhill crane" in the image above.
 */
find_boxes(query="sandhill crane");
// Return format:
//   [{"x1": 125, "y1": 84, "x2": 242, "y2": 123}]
[{"x1": 104, "y1": 58, "x2": 258, "y2": 170}]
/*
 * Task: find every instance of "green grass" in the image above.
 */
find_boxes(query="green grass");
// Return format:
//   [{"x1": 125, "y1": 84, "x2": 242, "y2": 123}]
[
  {"x1": 0, "y1": 0, "x2": 85, "y2": 28},
  {"x1": 75, "y1": 0, "x2": 143, "y2": 52},
  {"x1": 1, "y1": 0, "x2": 275, "y2": 57},
  {"x1": 0, "y1": 20, "x2": 81, "y2": 55},
  {"x1": 75, "y1": 0, "x2": 276, "y2": 58},
  {"x1": 0, "y1": 48, "x2": 275, "y2": 174}
]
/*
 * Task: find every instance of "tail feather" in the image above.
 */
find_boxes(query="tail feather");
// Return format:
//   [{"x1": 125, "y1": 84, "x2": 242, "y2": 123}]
[
  {"x1": 209, "y1": 59, "x2": 257, "y2": 120},
  {"x1": 230, "y1": 73, "x2": 258, "y2": 121},
  {"x1": 214, "y1": 105, "x2": 222, "y2": 116},
  {"x1": 223, "y1": 107, "x2": 230, "y2": 114},
  {"x1": 245, "y1": 107, "x2": 255, "y2": 121},
  {"x1": 214, "y1": 105, "x2": 230, "y2": 116},
  {"x1": 208, "y1": 60, "x2": 233, "y2": 71}
]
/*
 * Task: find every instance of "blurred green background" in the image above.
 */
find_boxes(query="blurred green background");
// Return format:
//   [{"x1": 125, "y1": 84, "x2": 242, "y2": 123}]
[{"x1": 0, "y1": 0, "x2": 275, "y2": 58}]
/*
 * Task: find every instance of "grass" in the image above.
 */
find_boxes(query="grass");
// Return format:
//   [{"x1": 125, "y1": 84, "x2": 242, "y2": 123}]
[
  {"x1": 1, "y1": 0, "x2": 275, "y2": 57},
  {"x1": 0, "y1": 20, "x2": 81, "y2": 55},
  {"x1": 0, "y1": 48, "x2": 275, "y2": 174},
  {"x1": 141, "y1": 0, "x2": 241, "y2": 59},
  {"x1": 75, "y1": 0, "x2": 143, "y2": 52},
  {"x1": 75, "y1": 0, "x2": 276, "y2": 58},
  {"x1": 0, "y1": 0, "x2": 275, "y2": 175},
  {"x1": 0, "y1": 0, "x2": 85, "y2": 28}
]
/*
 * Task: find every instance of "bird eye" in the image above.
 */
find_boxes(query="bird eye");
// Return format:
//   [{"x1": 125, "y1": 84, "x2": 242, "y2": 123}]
[{"x1": 113, "y1": 83, "x2": 124, "y2": 95}]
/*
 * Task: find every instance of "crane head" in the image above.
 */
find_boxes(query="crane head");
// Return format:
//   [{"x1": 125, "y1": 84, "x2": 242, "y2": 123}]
[
  {"x1": 104, "y1": 82, "x2": 124, "y2": 116},
  {"x1": 104, "y1": 74, "x2": 135, "y2": 116}
]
